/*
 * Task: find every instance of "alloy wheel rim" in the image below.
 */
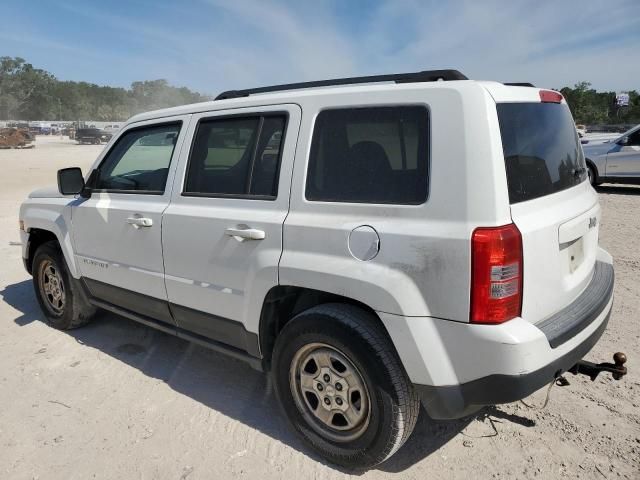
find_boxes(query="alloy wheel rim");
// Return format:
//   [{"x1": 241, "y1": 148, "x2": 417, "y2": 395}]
[
  {"x1": 289, "y1": 342, "x2": 371, "y2": 442},
  {"x1": 38, "y1": 260, "x2": 66, "y2": 315}
]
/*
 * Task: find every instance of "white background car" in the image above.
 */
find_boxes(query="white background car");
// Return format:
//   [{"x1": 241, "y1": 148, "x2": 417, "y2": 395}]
[
  {"x1": 19, "y1": 70, "x2": 618, "y2": 468},
  {"x1": 583, "y1": 124, "x2": 640, "y2": 185}
]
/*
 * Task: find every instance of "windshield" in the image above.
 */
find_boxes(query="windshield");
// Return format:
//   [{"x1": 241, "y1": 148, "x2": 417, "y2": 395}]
[{"x1": 497, "y1": 102, "x2": 586, "y2": 204}]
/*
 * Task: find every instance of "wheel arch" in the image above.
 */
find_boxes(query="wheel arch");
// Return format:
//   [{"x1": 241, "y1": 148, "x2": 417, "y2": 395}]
[
  {"x1": 257, "y1": 285, "x2": 396, "y2": 370},
  {"x1": 26, "y1": 228, "x2": 59, "y2": 274}
]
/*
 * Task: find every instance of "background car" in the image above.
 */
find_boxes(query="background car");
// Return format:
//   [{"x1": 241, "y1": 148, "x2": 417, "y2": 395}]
[
  {"x1": 583, "y1": 124, "x2": 640, "y2": 186},
  {"x1": 75, "y1": 128, "x2": 113, "y2": 145}
]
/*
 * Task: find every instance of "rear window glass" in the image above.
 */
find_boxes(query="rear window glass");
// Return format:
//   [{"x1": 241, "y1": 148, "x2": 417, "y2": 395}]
[
  {"x1": 497, "y1": 103, "x2": 586, "y2": 204},
  {"x1": 306, "y1": 106, "x2": 429, "y2": 204}
]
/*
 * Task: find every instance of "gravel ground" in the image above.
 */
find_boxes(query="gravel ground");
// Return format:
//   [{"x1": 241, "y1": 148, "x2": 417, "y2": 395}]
[{"x1": 0, "y1": 137, "x2": 638, "y2": 479}]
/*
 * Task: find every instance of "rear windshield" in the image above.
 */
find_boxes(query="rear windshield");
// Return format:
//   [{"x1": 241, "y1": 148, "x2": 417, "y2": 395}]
[{"x1": 497, "y1": 102, "x2": 586, "y2": 204}]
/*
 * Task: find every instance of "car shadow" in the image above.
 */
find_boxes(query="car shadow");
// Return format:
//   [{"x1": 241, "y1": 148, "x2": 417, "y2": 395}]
[
  {"x1": 1, "y1": 279, "x2": 534, "y2": 473},
  {"x1": 596, "y1": 184, "x2": 640, "y2": 196}
]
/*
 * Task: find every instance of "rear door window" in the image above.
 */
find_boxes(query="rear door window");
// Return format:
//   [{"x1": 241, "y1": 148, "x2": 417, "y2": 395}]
[
  {"x1": 497, "y1": 103, "x2": 586, "y2": 204},
  {"x1": 306, "y1": 106, "x2": 429, "y2": 204},
  {"x1": 184, "y1": 114, "x2": 287, "y2": 198}
]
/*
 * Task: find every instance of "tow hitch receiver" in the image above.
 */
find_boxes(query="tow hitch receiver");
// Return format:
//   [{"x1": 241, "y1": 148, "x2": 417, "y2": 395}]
[{"x1": 569, "y1": 352, "x2": 627, "y2": 381}]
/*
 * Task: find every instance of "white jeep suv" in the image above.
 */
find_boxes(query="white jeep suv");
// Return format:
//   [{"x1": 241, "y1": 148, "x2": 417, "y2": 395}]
[{"x1": 19, "y1": 70, "x2": 617, "y2": 468}]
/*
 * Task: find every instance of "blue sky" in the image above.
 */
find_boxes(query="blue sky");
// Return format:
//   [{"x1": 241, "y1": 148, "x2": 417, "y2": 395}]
[{"x1": 2, "y1": 0, "x2": 639, "y2": 95}]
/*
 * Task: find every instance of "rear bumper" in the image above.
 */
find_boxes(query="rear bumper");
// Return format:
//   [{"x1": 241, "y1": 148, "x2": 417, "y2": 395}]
[
  {"x1": 379, "y1": 251, "x2": 614, "y2": 420},
  {"x1": 537, "y1": 261, "x2": 613, "y2": 348},
  {"x1": 414, "y1": 307, "x2": 610, "y2": 419}
]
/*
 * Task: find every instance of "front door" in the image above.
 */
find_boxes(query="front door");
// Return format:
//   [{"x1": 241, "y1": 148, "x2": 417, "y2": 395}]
[
  {"x1": 162, "y1": 105, "x2": 301, "y2": 352},
  {"x1": 72, "y1": 116, "x2": 190, "y2": 322}
]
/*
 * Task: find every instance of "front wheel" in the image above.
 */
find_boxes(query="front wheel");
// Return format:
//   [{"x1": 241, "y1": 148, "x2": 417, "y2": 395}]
[
  {"x1": 587, "y1": 164, "x2": 599, "y2": 186},
  {"x1": 272, "y1": 303, "x2": 420, "y2": 469},
  {"x1": 32, "y1": 241, "x2": 96, "y2": 330}
]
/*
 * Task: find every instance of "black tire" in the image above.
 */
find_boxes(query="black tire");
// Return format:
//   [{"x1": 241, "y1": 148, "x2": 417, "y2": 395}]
[
  {"x1": 94, "y1": 138, "x2": 101, "y2": 145},
  {"x1": 587, "y1": 163, "x2": 599, "y2": 186},
  {"x1": 32, "y1": 240, "x2": 96, "y2": 330},
  {"x1": 272, "y1": 303, "x2": 420, "y2": 469}
]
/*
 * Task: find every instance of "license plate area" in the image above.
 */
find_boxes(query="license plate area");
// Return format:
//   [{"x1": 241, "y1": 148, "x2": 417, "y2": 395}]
[{"x1": 562, "y1": 237, "x2": 585, "y2": 273}]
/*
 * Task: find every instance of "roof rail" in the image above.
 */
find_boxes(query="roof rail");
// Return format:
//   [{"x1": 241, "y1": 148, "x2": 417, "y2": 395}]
[
  {"x1": 215, "y1": 69, "x2": 468, "y2": 100},
  {"x1": 504, "y1": 82, "x2": 536, "y2": 87}
]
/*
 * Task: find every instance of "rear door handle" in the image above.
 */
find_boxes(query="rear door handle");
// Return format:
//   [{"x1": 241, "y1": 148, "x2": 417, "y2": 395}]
[
  {"x1": 126, "y1": 217, "x2": 153, "y2": 228},
  {"x1": 225, "y1": 227, "x2": 265, "y2": 241}
]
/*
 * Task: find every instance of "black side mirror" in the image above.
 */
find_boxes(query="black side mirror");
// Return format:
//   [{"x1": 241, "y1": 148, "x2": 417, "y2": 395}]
[
  {"x1": 57, "y1": 167, "x2": 85, "y2": 195},
  {"x1": 618, "y1": 136, "x2": 629, "y2": 146}
]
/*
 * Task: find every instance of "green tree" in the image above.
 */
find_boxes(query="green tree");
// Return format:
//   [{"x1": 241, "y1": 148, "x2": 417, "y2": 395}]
[
  {"x1": 0, "y1": 56, "x2": 210, "y2": 121},
  {"x1": 0, "y1": 56, "x2": 57, "y2": 119},
  {"x1": 3, "y1": 56, "x2": 633, "y2": 126},
  {"x1": 559, "y1": 82, "x2": 639, "y2": 125}
]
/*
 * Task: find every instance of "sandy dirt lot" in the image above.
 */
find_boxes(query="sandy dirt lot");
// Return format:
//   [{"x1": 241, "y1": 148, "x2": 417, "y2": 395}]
[{"x1": 0, "y1": 137, "x2": 638, "y2": 479}]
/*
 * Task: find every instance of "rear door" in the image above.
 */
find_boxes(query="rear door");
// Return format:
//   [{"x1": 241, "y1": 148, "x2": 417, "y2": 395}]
[
  {"x1": 496, "y1": 98, "x2": 600, "y2": 323},
  {"x1": 162, "y1": 105, "x2": 301, "y2": 350}
]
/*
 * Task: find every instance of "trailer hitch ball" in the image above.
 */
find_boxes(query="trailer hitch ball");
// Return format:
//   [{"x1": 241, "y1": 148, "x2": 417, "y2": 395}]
[{"x1": 612, "y1": 352, "x2": 627, "y2": 380}]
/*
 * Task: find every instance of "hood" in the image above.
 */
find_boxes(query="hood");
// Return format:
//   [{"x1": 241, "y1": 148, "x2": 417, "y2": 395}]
[{"x1": 29, "y1": 185, "x2": 65, "y2": 198}]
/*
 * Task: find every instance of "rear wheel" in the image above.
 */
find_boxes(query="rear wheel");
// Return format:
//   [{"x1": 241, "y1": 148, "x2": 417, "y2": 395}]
[
  {"x1": 94, "y1": 138, "x2": 101, "y2": 145},
  {"x1": 272, "y1": 303, "x2": 420, "y2": 469},
  {"x1": 33, "y1": 241, "x2": 96, "y2": 330},
  {"x1": 289, "y1": 342, "x2": 371, "y2": 443}
]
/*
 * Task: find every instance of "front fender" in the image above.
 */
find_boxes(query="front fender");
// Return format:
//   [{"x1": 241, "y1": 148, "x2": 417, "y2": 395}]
[{"x1": 20, "y1": 198, "x2": 79, "y2": 278}]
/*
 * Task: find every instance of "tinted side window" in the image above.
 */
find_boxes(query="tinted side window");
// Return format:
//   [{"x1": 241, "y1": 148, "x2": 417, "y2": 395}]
[
  {"x1": 250, "y1": 117, "x2": 287, "y2": 196},
  {"x1": 96, "y1": 123, "x2": 181, "y2": 193},
  {"x1": 627, "y1": 128, "x2": 640, "y2": 146},
  {"x1": 184, "y1": 114, "x2": 287, "y2": 197},
  {"x1": 306, "y1": 106, "x2": 429, "y2": 204}
]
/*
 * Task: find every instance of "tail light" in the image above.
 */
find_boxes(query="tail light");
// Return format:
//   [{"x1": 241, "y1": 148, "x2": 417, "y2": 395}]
[{"x1": 470, "y1": 224, "x2": 523, "y2": 324}]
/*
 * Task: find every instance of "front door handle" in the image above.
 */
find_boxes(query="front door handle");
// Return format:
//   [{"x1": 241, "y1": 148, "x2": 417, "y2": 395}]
[
  {"x1": 126, "y1": 217, "x2": 153, "y2": 228},
  {"x1": 225, "y1": 226, "x2": 265, "y2": 241}
]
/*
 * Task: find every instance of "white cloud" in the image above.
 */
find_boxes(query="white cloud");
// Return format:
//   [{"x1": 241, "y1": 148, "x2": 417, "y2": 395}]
[
  {"x1": 5, "y1": 0, "x2": 639, "y2": 92},
  {"x1": 191, "y1": 0, "x2": 639, "y2": 92},
  {"x1": 361, "y1": 0, "x2": 640, "y2": 91},
  {"x1": 191, "y1": 0, "x2": 358, "y2": 90}
]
